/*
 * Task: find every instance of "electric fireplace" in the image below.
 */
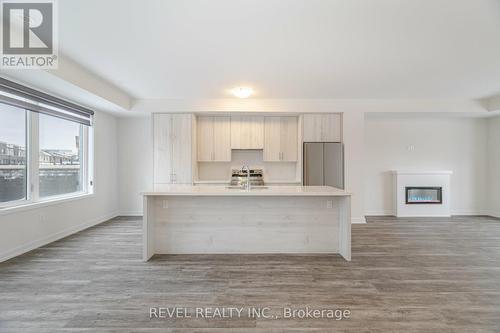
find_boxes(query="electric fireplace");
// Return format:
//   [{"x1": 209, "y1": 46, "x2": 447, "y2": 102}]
[
  {"x1": 393, "y1": 171, "x2": 451, "y2": 216},
  {"x1": 405, "y1": 187, "x2": 442, "y2": 204}
]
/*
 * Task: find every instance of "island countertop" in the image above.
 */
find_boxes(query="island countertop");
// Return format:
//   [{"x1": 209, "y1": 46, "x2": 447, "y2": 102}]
[{"x1": 142, "y1": 185, "x2": 351, "y2": 197}]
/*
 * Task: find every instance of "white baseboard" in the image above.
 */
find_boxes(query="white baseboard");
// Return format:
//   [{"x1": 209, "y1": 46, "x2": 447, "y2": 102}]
[
  {"x1": 351, "y1": 216, "x2": 367, "y2": 224},
  {"x1": 118, "y1": 211, "x2": 143, "y2": 217},
  {"x1": 484, "y1": 210, "x2": 500, "y2": 218},
  {"x1": 451, "y1": 210, "x2": 487, "y2": 216},
  {"x1": 365, "y1": 210, "x2": 496, "y2": 218},
  {"x1": 0, "y1": 211, "x2": 118, "y2": 263},
  {"x1": 364, "y1": 210, "x2": 394, "y2": 216}
]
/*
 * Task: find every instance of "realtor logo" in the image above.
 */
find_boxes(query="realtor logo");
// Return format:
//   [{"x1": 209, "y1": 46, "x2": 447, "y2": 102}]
[{"x1": 1, "y1": 0, "x2": 58, "y2": 68}]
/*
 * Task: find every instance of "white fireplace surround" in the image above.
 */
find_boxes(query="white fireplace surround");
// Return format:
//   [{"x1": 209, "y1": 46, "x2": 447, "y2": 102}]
[{"x1": 392, "y1": 170, "x2": 453, "y2": 217}]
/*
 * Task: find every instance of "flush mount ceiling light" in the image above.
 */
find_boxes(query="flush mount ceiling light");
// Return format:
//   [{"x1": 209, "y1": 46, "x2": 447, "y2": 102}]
[{"x1": 231, "y1": 87, "x2": 253, "y2": 98}]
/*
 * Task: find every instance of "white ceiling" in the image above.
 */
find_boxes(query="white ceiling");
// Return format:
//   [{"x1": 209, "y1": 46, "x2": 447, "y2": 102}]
[{"x1": 59, "y1": 0, "x2": 500, "y2": 100}]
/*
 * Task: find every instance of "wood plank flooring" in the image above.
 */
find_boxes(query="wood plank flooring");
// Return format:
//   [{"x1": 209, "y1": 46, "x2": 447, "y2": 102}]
[{"x1": 1, "y1": 215, "x2": 500, "y2": 332}]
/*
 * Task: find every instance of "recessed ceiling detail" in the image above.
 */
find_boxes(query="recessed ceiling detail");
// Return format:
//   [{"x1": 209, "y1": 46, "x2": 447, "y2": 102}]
[{"x1": 58, "y1": 0, "x2": 500, "y2": 99}]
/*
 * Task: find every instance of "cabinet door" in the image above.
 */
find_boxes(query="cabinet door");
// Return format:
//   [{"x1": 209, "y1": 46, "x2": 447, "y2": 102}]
[
  {"x1": 213, "y1": 116, "x2": 231, "y2": 161},
  {"x1": 280, "y1": 116, "x2": 298, "y2": 161},
  {"x1": 247, "y1": 116, "x2": 264, "y2": 149},
  {"x1": 321, "y1": 114, "x2": 342, "y2": 142},
  {"x1": 302, "y1": 114, "x2": 323, "y2": 142},
  {"x1": 230, "y1": 116, "x2": 243, "y2": 149},
  {"x1": 153, "y1": 114, "x2": 173, "y2": 183},
  {"x1": 231, "y1": 116, "x2": 264, "y2": 149},
  {"x1": 171, "y1": 114, "x2": 192, "y2": 183},
  {"x1": 197, "y1": 116, "x2": 214, "y2": 161},
  {"x1": 303, "y1": 114, "x2": 342, "y2": 142},
  {"x1": 263, "y1": 117, "x2": 281, "y2": 161}
]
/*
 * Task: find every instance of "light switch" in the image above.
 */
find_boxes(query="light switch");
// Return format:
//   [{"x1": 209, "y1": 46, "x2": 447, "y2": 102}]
[
  {"x1": 326, "y1": 200, "x2": 333, "y2": 209},
  {"x1": 162, "y1": 200, "x2": 168, "y2": 209}
]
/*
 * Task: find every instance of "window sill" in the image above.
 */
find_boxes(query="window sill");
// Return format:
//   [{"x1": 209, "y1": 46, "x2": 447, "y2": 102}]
[{"x1": 0, "y1": 192, "x2": 94, "y2": 216}]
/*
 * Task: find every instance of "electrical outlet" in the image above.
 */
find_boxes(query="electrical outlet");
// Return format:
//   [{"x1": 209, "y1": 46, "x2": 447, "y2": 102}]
[
  {"x1": 162, "y1": 200, "x2": 168, "y2": 209},
  {"x1": 38, "y1": 214, "x2": 46, "y2": 223},
  {"x1": 407, "y1": 144, "x2": 415, "y2": 151},
  {"x1": 326, "y1": 200, "x2": 333, "y2": 209}
]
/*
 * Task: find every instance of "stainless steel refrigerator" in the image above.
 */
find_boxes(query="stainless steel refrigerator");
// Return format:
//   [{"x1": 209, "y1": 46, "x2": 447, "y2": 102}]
[{"x1": 303, "y1": 142, "x2": 344, "y2": 189}]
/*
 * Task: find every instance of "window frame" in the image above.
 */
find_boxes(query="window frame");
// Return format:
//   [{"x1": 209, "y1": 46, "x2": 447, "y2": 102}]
[
  {"x1": 0, "y1": 104, "x2": 94, "y2": 210},
  {"x1": 37, "y1": 113, "x2": 84, "y2": 200},
  {"x1": 0, "y1": 108, "x2": 30, "y2": 208}
]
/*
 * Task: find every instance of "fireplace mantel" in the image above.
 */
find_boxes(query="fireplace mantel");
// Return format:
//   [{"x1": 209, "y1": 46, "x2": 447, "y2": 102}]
[{"x1": 392, "y1": 170, "x2": 453, "y2": 217}]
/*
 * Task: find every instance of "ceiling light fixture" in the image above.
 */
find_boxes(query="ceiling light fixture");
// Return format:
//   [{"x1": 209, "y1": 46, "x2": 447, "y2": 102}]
[{"x1": 231, "y1": 87, "x2": 253, "y2": 98}]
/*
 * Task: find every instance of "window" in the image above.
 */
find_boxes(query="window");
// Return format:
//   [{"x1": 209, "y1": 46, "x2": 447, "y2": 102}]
[
  {"x1": 0, "y1": 104, "x2": 27, "y2": 204},
  {"x1": 39, "y1": 114, "x2": 83, "y2": 198},
  {"x1": 0, "y1": 77, "x2": 94, "y2": 209}
]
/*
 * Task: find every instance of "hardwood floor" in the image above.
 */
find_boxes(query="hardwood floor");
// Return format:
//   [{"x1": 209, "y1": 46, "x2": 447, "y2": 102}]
[{"x1": 1, "y1": 215, "x2": 500, "y2": 332}]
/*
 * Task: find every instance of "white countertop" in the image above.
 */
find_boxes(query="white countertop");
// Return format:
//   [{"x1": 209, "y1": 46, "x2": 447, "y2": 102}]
[
  {"x1": 143, "y1": 185, "x2": 351, "y2": 196},
  {"x1": 391, "y1": 170, "x2": 453, "y2": 175},
  {"x1": 193, "y1": 180, "x2": 302, "y2": 185}
]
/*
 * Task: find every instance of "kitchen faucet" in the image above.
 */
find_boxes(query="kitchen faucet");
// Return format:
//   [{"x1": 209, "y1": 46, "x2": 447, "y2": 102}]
[{"x1": 241, "y1": 165, "x2": 251, "y2": 191}]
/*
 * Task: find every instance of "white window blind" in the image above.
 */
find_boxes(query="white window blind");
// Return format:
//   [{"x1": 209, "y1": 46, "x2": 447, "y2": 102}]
[{"x1": 0, "y1": 77, "x2": 94, "y2": 126}]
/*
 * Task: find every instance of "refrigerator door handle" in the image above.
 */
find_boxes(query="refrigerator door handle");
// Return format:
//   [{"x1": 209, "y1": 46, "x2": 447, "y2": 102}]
[
  {"x1": 303, "y1": 146, "x2": 307, "y2": 185},
  {"x1": 323, "y1": 144, "x2": 326, "y2": 185}
]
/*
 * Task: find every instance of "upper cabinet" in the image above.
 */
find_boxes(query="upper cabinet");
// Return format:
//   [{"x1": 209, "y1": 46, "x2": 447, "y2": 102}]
[
  {"x1": 197, "y1": 116, "x2": 231, "y2": 162},
  {"x1": 263, "y1": 116, "x2": 298, "y2": 162},
  {"x1": 230, "y1": 116, "x2": 264, "y2": 149},
  {"x1": 303, "y1": 113, "x2": 342, "y2": 142},
  {"x1": 154, "y1": 113, "x2": 193, "y2": 184}
]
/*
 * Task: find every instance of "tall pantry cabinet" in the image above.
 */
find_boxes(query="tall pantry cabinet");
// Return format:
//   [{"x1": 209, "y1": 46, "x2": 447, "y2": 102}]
[{"x1": 153, "y1": 114, "x2": 193, "y2": 184}]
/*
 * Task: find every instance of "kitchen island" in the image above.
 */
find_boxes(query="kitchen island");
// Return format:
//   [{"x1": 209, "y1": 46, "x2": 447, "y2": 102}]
[{"x1": 142, "y1": 185, "x2": 351, "y2": 261}]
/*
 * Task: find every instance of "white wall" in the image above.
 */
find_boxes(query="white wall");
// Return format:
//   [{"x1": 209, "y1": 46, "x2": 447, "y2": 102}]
[
  {"x1": 0, "y1": 111, "x2": 119, "y2": 262},
  {"x1": 487, "y1": 116, "x2": 500, "y2": 217},
  {"x1": 130, "y1": 99, "x2": 489, "y2": 223},
  {"x1": 117, "y1": 116, "x2": 153, "y2": 215},
  {"x1": 132, "y1": 98, "x2": 486, "y2": 115},
  {"x1": 343, "y1": 111, "x2": 366, "y2": 223},
  {"x1": 115, "y1": 108, "x2": 497, "y2": 222},
  {"x1": 364, "y1": 114, "x2": 488, "y2": 216}
]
